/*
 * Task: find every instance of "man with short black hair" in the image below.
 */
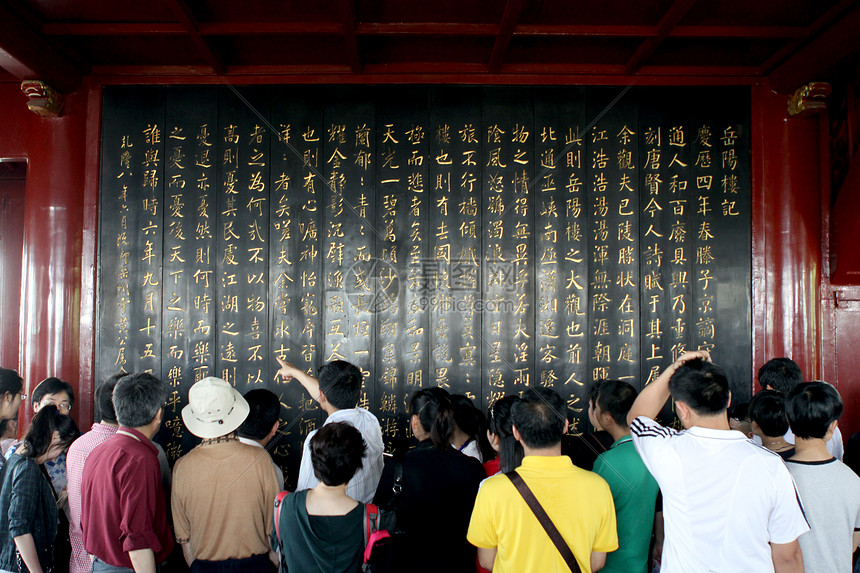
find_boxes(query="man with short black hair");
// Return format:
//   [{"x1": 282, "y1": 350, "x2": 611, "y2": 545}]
[
  {"x1": 276, "y1": 357, "x2": 383, "y2": 503},
  {"x1": 67, "y1": 372, "x2": 123, "y2": 573},
  {"x1": 238, "y1": 388, "x2": 285, "y2": 491},
  {"x1": 758, "y1": 357, "x2": 802, "y2": 394},
  {"x1": 756, "y1": 356, "x2": 844, "y2": 459},
  {"x1": 628, "y1": 351, "x2": 808, "y2": 573},
  {"x1": 81, "y1": 373, "x2": 173, "y2": 573},
  {"x1": 468, "y1": 387, "x2": 618, "y2": 572},
  {"x1": 785, "y1": 381, "x2": 860, "y2": 573},
  {"x1": 589, "y1": 380, "x2": 658, "y2": 573}
]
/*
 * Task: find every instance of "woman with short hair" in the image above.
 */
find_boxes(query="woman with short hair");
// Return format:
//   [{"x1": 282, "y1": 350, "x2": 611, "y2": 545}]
[{"x1": 275, "y1": 421, "x2": 368, "y2": 573}]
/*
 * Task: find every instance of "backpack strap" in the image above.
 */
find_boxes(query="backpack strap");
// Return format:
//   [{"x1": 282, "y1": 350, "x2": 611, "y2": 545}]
[
  {"x1": 364, "y1": 503, "x2": 379, "y2": 547},
  {"x1": 273, "y1": 490, "x2": 290, "y2": 541}
]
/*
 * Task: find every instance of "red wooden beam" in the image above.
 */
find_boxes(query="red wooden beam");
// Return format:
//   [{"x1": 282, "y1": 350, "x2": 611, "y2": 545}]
[
  {"x1": 88, "y1": 64, "x2": 764, "y2": 86},
  {"x1": 41, "y1": 23, "x2": 187, "y2": 36},
  {"x1": 624, "y1": 0, "x2": 699, "y2": 75},
  {"x1": 356, "y1": 22, "x2": 497, "y2": 36},
  {"x1": 0, "y1": 2, "x2": 82, "y2": 92},
  {"x1": 513, "y1": 24, "x2": 655, "y2": 37},
  {"x1": 670, "y1": 25, "x2": 805, "y2": 39},
  {"x1": 161, "y1": 0, "x2": 224, "y2": 75},
  {"x1": 761, "y1": 0, "x2": 857, "y2": 77},
  {"x1": 636, "y1": 64, "x2": 762, "y2": 77},
  {"x1": 340, "y1": 0, "x2": 361, "y2": 73},
  {"x1": 200, "y1": 22, "x2": 344, "y2": 36},
  {"x1": 488, "y1": 0, "x2": 525, "y2": 73},
  {"x1": 765, "y1": 1, "x2": 860, "y2": 92}
]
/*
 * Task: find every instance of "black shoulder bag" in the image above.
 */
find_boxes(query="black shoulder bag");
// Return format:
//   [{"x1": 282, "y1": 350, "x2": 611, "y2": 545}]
[{"x1": 506, "y1": 471, "x2": 581, "y2": 573}]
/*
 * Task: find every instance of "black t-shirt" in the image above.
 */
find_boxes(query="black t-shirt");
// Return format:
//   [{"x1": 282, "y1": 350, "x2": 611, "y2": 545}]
[
  {"x1": 276, "y1": 489, "x2": 364, "y2": 573},
  {"x1": 374, "y1": 440, "x2": 486, "y2": 573}
]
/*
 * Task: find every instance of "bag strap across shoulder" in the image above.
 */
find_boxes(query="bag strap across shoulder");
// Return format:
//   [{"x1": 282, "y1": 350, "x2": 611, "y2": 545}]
[
  {"x1": 273, "y1": 490, "x2": 290, "y2": 541},
  {"x1": 506, "y1": 471, "x2": 581, "y2": 573}
]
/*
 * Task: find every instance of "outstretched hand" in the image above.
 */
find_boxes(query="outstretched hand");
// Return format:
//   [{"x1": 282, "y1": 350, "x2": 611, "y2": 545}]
[{"x1": 275, "y1": 356, "x2": 300, "y2": 381}]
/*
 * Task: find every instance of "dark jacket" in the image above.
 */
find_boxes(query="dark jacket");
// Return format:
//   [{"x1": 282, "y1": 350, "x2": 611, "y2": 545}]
[
  {"x1": 0, "y1": 453, "x2": 58, "y2": 572},
  {"x1": 374, "y1": 440, "x2": 485, "y2": 573}
]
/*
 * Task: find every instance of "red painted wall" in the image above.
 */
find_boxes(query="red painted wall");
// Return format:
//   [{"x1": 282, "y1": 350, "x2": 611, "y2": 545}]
[{"x1": 0, "y1": 81, "x2": 91, "y2": 429}]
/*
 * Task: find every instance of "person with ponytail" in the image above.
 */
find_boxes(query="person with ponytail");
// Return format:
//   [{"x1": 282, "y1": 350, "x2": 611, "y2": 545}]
[
  {"x1": 373, "y1": 387, "x2": 485, "y2": 573},
  {"x1": 0, "y1": 405, "x2": 80, "y2": 573},
  {"x1": 483, "y1": 395, "x2": 524, "y2": 477}
]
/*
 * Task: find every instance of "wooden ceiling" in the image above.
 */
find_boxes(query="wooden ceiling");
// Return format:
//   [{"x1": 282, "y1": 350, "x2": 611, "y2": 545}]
[{"x1": 0, "y1": 0, "x2": 859, "y2": 93}]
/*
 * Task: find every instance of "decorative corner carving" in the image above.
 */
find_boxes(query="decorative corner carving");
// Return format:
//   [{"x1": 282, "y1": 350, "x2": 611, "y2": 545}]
[
  {"x1": 20, "y1": 80, "x2": 64, "y2": 117},
  {"x1": 787, "y1": 82, "x2": 831, "y2": 117}
]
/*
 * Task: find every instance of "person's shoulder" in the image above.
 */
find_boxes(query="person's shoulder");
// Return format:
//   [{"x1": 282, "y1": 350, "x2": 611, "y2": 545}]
[
  {"x1": 629, "y1": 416, "x2": 678, "y2": 439},
  {"x1": 477, "y1": 471, "x2": 515, "y2": 496},
  {"x1": 67, "y1": 428, "x2": 111, "y2": 459}
]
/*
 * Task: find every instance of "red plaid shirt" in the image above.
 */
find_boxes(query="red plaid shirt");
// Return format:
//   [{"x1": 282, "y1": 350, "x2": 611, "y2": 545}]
[{"x1": 66, "y1": 423, "x2": 118, "y2": 573}]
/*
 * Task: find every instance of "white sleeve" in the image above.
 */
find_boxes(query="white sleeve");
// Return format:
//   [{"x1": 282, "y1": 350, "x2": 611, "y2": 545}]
[
  {"x1": 827, "y1": 425, "x2": 844, "y2": 461},
  {"x1": 767, "y1": 465, "x2": 810, "y2": 544},
  {"x1": 295, "y1": 429, "x2": 318, "y2": 491},
  {"x1": 629, "y1": 416, "x2": 679, "y2": 483}
]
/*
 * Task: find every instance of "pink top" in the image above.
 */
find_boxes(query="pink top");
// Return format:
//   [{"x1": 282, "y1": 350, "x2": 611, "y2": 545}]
[{"x1": 66, "y1": 423, "x2": 118, "y2": 573}]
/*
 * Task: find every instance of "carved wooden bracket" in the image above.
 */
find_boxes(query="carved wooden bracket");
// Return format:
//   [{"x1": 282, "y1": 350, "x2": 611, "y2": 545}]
[
  {"x1": 20, "y1": 80, "x2": 64, "y2": 117},
  {"x1": 787, "y1": 82, "x2": 831, "y2": 117}
]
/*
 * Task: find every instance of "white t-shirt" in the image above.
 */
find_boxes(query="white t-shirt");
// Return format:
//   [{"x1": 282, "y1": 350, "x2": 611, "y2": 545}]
[
  {"x1": 296, "y1": 407, "x2": 384, "y2": 504},
  {"x1": 631, "y1": 416, "x2": 809, "y2": 573},
  {"x1": 454, "y1": 438, "x2": 483, "y2": 463}
]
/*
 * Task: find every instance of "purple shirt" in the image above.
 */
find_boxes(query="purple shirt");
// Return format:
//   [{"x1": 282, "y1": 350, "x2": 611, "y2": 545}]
[
  {"x1": 66, "y1": 423, "x2": 118, "y2": 573},
  {"x1": 81, "y1": 427, "x2": 174, "y2": 567}
]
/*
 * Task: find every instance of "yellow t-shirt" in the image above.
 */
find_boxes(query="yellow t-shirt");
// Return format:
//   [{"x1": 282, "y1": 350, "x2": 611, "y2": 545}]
[{"x1": 467, "y1": 455, "x2": 618, "y2": 573}]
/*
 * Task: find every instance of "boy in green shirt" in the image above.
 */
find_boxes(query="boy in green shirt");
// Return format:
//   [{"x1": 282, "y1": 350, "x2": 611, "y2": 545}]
[{"x1": 589, "y1": 380, "x2": 660, "y2": 573}]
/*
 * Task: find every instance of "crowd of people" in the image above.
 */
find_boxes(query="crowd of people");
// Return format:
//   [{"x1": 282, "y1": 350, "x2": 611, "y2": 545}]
[{"x1": 0, "y1": 351, "x2": 856, "y2": 573}]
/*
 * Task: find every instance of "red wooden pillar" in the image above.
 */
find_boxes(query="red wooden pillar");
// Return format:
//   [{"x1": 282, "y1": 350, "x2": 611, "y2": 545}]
[
  {"x1": 18, "y1": 87, "x2": 90, "y2": 429},
  {"x1": 751, "y1": 85, "x2": 826, "y2": 386}
]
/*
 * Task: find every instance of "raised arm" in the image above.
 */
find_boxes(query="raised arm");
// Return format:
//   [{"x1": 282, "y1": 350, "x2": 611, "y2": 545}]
[
  {"x1": 627, "y1": 350, "x2": 710, "y2": 425},
  {"x1": 275, "y1": 356, "x2": 321, "y2": 404}
]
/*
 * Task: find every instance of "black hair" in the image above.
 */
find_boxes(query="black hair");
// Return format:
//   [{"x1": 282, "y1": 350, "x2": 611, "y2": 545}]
[
  {"x1": 594, "y1": 380, "x2": 638, "y2": 428},
  {"x1": 32, "y1": 377, "x2": 75, "y2": 407},
  {"x1": 409, "y1": 387, "x2": 454, "y2": 450},
  {"x1": 310, "y1": 422, "x2": 366, "y2": 487},
  {"x1": 95, "y1": 372, "x2": 124, "y2": 425},
  {"x1": 21, "y1": 405, "x2": 80, "y2": 459},
  {"x1": 748, "y1": 390, "x2": 789, "y2": 438},
  {"x1": 112, "y1": 372, "x2": 168, "y2": 428},
  {"x1": 588, "y1": 380, "x2": 602, "y2": 408},
  {"x1": 668, "y1": 358, "x2": 730, "y2": 415},
  {"x1": 451, "y1": 394, "x2": 494, "y2": 461},
  {"x1": 239, "y1": 389, "x2": 281, "y2": 440},
  {"x1": 318, "y1": 361, "x2": 362, "y2": 410},
  {"x1": 786, "y1": 381, "x2": 843, "y2": 440},
  {"x1": 0, "y1": 368, "x2": 23, "y2": 398},
  {"x1": 487, "y1": 395, "x2": 523, "y2": 473},
  {"x1": 757, "y1": 358, "x2": 802, "y2": 394},
  {"x1": 511, "y1": 387, "x2": 567, "y2": 449},
  {"x1": 728, "y1": 402, "x2": 750, "y2": 422}
]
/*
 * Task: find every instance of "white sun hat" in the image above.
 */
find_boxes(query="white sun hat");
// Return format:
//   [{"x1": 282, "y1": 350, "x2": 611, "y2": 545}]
[{"x1": 181, "y1": 377, "x2": 250, "y2": 439}]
